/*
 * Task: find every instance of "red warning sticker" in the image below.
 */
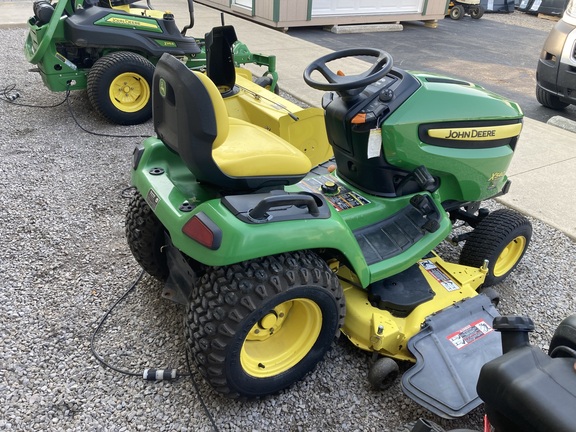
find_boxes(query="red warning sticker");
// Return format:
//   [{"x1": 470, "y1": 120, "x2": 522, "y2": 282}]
[{"x1": 447, "y1": 319, "x2": 493, "y2": 350}]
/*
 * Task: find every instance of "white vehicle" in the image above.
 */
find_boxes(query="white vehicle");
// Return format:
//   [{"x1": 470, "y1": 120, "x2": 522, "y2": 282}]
[{"x1": 536, "y1": 0, "x2": 576, "y2": 109}]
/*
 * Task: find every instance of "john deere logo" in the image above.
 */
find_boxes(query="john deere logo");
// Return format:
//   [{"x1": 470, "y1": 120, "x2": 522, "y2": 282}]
[
  {"x1": 106, "y1": 17, "x2": 158, "y2": 29},
  {"x1": 95, "y1": 14, "x2": 162, "y2": 32},
  {"x1": 428, "y1": 123, "x2": 522, "y2": 141},
  {"x1": 444, "y1": 129, "x2": 496, "y2": 139},
  {"x1": 159, "y1": 79, "x2": 167, "y2": 98}
]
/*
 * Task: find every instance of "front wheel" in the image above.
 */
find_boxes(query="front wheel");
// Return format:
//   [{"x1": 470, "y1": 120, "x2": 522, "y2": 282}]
[
  {"x1": 186, "y1": 250, "x2": 345, "y2": 398},
  {"x1": 459, "y1": 209, "x2": 531, "y2": 286},
  {"x1": 87, "y1": 51, "x2": 155, "y2": 125}
]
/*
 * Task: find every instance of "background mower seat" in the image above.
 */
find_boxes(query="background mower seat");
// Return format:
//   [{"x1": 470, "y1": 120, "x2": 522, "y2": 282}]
[{"x1": 153, "y1": 53, "x2": 311, "y2": 192}]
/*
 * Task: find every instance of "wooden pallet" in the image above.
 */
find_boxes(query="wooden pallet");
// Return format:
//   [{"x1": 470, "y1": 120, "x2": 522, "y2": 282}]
[{"x1": 538, "y1": 13, "x2": 560, "y2": 21}]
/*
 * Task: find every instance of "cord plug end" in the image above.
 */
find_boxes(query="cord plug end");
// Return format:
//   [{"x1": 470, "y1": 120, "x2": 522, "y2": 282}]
[{"x1": 143, "y1": 368, "x2": 178, "y2": 381}]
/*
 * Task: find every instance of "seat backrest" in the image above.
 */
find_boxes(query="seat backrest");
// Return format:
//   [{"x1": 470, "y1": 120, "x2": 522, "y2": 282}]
[
  {"x1": 205, "y1": 26, "x2": 238, "y2": 93},
  {"x1": 153, "y1": 53, "x2": 230, "y2": 187}
]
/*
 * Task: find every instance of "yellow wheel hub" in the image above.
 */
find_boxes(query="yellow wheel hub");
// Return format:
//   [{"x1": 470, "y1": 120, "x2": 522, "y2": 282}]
[
  {"x1": 109, "y1": 72, "x2": 150, "y2": 113},
  {"x1": 240, "y1": 298, "x2": 322, "y2": 378},
  {"x1": 494, "y1": 236, "x2": 526, "y2": 277}
]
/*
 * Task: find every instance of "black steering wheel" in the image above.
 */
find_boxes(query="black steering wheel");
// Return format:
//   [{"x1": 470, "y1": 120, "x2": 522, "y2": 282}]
[{"x1": 303, "y1": 48, "x2": 393, "y2": 97}]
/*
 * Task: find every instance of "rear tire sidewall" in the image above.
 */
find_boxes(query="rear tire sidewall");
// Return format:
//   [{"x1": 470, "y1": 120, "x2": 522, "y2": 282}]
[{"x1": 125, "y1": 192, "x2": 168, "y2": 281}]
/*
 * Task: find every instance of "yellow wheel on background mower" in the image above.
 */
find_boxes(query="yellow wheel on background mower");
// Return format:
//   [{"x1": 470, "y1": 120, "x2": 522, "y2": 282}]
[
  {"x1": 87, "y1": 51, "x2": 155, "y2": 125},
  {"x1": 109, "y1": 71, "x2": 150, "y2": 114},
  {"x1": 459, "y1": 209, "x2": 532, "y2": 286},
  {"x1": 185, "y1": 251, "x2": 345, "y2": 398}
]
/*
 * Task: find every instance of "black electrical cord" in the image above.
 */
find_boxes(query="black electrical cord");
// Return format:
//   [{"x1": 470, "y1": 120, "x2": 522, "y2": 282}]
[
  {"x1": 1, "y1": 83, "x2": 68, "y2": 108},
  {"x1": 90, "y1": 269, "x2": 148, "y2": 377},
  {"x1": 91, "y1": 268, "x2": 220, "y2": 432},
  {"x1": 64, "y1": 86, "x2": 149, "y2": 139},
  {"x1": 1, "y1": 83, "x2": 149, "y2": 138},
  {"x1": 4, "y1": 79, "x2": 219, "y2": 429}
]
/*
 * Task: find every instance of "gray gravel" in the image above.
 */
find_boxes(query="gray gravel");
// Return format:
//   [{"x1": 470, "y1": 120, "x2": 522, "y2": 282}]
[{"x1": 1, "y1": 12, "x2": 576, "y2": 432}]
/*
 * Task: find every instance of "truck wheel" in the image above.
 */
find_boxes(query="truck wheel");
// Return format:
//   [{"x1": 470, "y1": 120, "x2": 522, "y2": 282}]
[
  {"x1": 536, "y1": 85, "x2": 569, "y2": 110},
  {"x1": 459, "y1": 209, "x2": 531, "y2": 287},
  {"x1": 368, "y1": 357, "x2": 399, "y2": 391},
  {"x1": 125, "y1": 192, "x2": 168, "y2": 281},
  {"x1": 88, "y1": 51, "x2": 154, "y2": 125},
  {"x1": 186, "y1": 250, "x2": 345, "y2": 398},
  {"x1": 470, "y1": 5, "x2": 484, "y2": 18},
  {"x1": 450, "y1": 5, "x2": 465, "y2": 19},
  {"x1": 255, "y1": 75, "x2": 280, "y2": 95}
]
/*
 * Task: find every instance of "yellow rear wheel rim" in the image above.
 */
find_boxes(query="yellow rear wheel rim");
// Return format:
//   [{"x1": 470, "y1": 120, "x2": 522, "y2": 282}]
[
  {"x1": 240, "y1": 298, "x2": 322, "y2": 378},
  {"x1": 109, "y1": 72, "x2": 150, "y2": 113},
  {"x1": 493, "y1": 236, "x2": 526, "y2": 277}
]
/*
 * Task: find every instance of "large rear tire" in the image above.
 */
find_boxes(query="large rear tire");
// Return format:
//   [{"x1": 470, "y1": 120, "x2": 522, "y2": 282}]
[
  {"x1": 459, "y1": 209, "x2": 531, "y2": 286},
  {"x1": 186, "y1": 250, "x2": 345, "y2": 398},
  {"x1": 125, "y1": 192, "x2": 168, "y2": 281},
  {"x1": 536, "y1": 85, "x2": 569, "y2": 110},
  {"x1": 88, "y1": 51, "x2": 154, "y2": 125}
]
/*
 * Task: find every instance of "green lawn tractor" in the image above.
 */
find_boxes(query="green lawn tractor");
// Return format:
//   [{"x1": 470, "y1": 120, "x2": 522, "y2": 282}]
[
  {"x1": 25, "y1": 0, "x2": 278, "y2": 125},
  {"x1": 126, "y1": 47, "x2": 531, "y2": 418}
]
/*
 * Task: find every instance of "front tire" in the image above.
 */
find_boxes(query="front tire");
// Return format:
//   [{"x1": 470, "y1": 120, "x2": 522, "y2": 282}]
[
  {"x1": 186, "y1": 250, "x2": 345, "y2": 398},
  {"x1": 459, "y1": 209, "x2": 531, "y2": 286},
  {"x1": 88, "y1": 51, "x2": 154, "y2": 125}
]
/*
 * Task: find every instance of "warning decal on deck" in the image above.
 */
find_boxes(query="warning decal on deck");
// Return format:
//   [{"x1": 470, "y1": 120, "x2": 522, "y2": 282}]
[
  {"x1": 447, "y1": 319, "x2": 494, "y2": 350},
  {"x1": 419, "y1": 260, "x2": 459, "y2": 292}
]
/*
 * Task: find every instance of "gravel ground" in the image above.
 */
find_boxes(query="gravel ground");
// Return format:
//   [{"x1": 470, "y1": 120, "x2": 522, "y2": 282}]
[{"x1": 1, "y1": 9, "x2": 575, "y2": 432}]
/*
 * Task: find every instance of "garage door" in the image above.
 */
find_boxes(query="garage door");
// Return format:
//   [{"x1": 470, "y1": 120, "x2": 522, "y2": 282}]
[{"x1": 312, "y1": 0, "x2": 424, "y2": 16}]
